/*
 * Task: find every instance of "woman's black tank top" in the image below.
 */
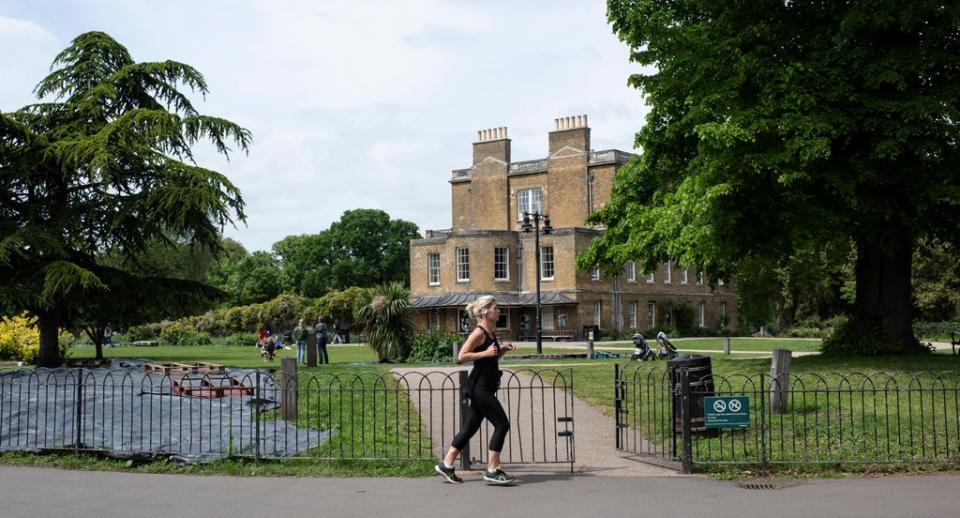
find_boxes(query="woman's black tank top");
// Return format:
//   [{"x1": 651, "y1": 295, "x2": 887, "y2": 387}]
[{"x1": 470, "y1": 327, "x2": 500, "y2": 387}]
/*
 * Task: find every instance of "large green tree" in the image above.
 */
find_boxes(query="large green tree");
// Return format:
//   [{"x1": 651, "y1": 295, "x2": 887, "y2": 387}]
[
  {"x1": 0, "y1": 32, "x2": 249, "y2": 366},
  {"x1": 273, "y1": 209, "x2": 420, "y2": 295},
  {"x1": 581, "y1": 1, "x2": 960, "y2": 353}
]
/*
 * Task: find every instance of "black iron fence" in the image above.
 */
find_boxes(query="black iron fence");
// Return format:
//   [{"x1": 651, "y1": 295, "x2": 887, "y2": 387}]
[
  {"x1": 0, "y1": 366, "x2": 573, "y2": 469},
  {"x1": 615, "y1": 364, "x2": 960, "y2": 472}
]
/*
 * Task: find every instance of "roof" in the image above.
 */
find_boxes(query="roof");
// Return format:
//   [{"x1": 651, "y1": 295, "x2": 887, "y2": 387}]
[{"x1": 410, "y1": 291, "x2": 577, "y2": 309}]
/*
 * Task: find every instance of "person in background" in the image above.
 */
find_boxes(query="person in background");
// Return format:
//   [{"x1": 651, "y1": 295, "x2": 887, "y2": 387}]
[
  {"x1": 294, "y1": 319, "x2": 309, "y2": 364},
  {"x1": 332, "y1": 319, "x2": 344, "y2": 344},
  {"x1": 104, "y1": 323, "x2": 114, "y2": 348},
  {"x1": 314, "y1": 317, "x2": 329, "y2": 365}
]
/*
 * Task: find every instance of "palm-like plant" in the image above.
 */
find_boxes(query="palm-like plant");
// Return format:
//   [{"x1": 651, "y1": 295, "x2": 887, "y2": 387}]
[{"x1": 355, "y1": 282, "x2": 413, "y2": 362}]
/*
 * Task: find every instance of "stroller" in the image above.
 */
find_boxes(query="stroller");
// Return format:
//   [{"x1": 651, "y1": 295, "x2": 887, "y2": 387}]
[
  {"x1": 631, "y1": 333, "x2": 656, "y2": 361},
  {"x1": 655, "y1": 331, "x2": 678, "y2": 359}
]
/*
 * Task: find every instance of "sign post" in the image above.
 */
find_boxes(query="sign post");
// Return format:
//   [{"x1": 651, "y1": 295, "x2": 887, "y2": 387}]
[{"x1": 704, "y1": 396, "x2": 750, "y2": 429}]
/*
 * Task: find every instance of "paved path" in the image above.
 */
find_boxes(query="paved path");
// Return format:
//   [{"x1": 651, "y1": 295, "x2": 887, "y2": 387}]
[
  {"x1": 391, "y1": 366, "x2": 684, "y2": 478},
  {"x1": 0, "y1": 465, "x2": 956, "y2": 518}
]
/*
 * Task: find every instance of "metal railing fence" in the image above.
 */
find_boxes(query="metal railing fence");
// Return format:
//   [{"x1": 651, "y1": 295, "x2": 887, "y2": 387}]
[
  {"x1": 0, "y1": 367, "x2": 573, "y2": 468},
  {"x1": 615, "y1": 364, "x2": 960, "y2": 472}
]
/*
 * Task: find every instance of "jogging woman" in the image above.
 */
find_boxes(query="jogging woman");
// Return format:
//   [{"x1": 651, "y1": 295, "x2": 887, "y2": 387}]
[{"x1": 435, "y1": 295, "x2": 517, "y2": 484}]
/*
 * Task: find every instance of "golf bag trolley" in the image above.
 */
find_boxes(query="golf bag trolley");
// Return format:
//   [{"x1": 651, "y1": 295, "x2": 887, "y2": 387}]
[{"x1": 631, "y1": 333, "x2": 656, "y2": 361}]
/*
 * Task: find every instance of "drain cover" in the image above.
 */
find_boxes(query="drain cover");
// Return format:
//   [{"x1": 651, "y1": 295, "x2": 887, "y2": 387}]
[{"x1": 740, "y1": 482, "x2": 776, "y2": 490}]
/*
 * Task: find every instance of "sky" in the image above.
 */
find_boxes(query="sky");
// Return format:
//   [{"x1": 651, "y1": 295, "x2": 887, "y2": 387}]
[{"x1": 1, "y1": 0, "x2": 651, "y2": 252}]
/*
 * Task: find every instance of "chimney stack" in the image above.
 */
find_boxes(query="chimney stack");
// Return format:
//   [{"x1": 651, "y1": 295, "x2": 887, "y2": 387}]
[
  {"x1": 473, "y1": 125, "x2": 511, "y2": 165},
  {"x1": 549, "y1": 113, "x2": 590, "y2": 156}
]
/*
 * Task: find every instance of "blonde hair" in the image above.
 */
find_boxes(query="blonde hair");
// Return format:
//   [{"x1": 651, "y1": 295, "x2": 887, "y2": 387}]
[{"x1": 465, "y1": 295, "x2": 497, "y2": 323}]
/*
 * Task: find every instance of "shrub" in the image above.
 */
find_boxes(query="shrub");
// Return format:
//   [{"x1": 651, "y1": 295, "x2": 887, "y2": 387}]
[
  {"x1": 822, "y1": 317, "x2": 927, "y2": 356},
  {"x1": 159, "y1": 321, "x2": 210, "y2": 346},
  {"x1": 0, "y1": 314, "x2": 69, "y2": 364},
  {"x1": 913, "y1": 320, "x2": 960, "y2": 342},
  {"x1": 408, "y1": 329, "x2": 460, "y2": 363},
  {"x1": 225, "y1": 332, "x2": 258, "y2": 347},
  {"x1": 125, "y1": 325, "x2": 157, "y2": 342}
]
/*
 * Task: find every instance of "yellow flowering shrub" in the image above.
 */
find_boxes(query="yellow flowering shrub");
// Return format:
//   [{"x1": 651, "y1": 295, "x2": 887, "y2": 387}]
[{"x1": 0, "y1": 314, "x2": 70, "y2": 364}]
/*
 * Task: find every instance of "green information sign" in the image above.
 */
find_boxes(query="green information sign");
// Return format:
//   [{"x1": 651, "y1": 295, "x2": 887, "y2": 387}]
[{"x1": 704, "y1": 396, "x2": 750, "y2": 429}]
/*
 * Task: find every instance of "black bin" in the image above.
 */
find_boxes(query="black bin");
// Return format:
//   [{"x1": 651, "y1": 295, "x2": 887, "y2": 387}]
[
  {"x1": 582, "y1": 325, "x2": 600, "y2": 341},
  {"x1": 668, "y1": 355, "x2": 719, "y2": 437}
]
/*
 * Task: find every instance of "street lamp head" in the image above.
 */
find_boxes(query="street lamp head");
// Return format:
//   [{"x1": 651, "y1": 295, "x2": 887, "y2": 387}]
[
  {"x1": 521, "y1": 212, "x2": 533, "y2": 232},
  {"x1": 542, "y1": 215, "x2": 553, "y2": 235}
]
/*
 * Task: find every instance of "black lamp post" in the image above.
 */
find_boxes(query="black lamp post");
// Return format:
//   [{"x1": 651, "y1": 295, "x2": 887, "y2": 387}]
[{"x1": 522, "y1": 211, "x2": 553, "y2": 355}]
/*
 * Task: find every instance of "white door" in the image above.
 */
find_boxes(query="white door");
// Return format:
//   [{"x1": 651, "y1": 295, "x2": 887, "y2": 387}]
[{"x1": 542, "y1": 306, "x2": 555, "y2": 330}]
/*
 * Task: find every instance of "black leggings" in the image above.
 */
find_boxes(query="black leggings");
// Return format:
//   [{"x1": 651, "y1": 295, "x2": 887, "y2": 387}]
[{"x1": 451, "y1": 385, "x2": 510, "y2": 453}]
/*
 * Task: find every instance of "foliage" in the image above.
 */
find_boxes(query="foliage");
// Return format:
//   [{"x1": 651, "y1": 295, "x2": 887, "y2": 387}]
[
  {"x1": 407, "y1": 329, "x2": 460, "y2": 363},
  {"x1": 221, "y1": 251, "x2": 283, "y2": 306},
  {"x1": 587, "y1": 1, "x2": 960, "y2": 354},
  {"x1": 0, "y1": 32, "x2": 249, "y2": 366},
  {"x1": 314, "y1": 287, "x2": 367, "y2": 328},
  {"x1": 913, "y1": 321, "x2": 960, "y2": 342},
  {"x1": 158, "y1": 321, "x2": 211, "y2": 346},
  {"x1": 273, "y1": 210, "x2": 420, "y2": 296},
  {"x1": 0, "y1": 314, "x2": 68, "y2": 363},
  {"x1": 913, "y1": 240, "x2": 960, "y2": 321},
  {"x1": 354, "y1": 283, "x2": 414, "y2": 362},
  {"x1": 124, "y1": 325, "x2": 157, "y2": 342}
]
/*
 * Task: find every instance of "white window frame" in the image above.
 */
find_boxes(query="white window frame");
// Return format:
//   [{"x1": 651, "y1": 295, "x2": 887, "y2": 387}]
[
  {"x1": 494, "y1": 247, "x2": 509, "y2": 281},
  {"x1": 646, "y1": 271, "x2": 655, "y2": 284},
  {"x1": 663, "y1": 261, "x2": 672, "y2": 284},
  {"x1": 628, "y1": 301, "x2": 638, "y2": 329},
  {"x1": 647, "y1": 302, "x2": 656, "y2": 328},
  {"x1": 517, "y1": 188, "x2": 542, "y2": 220},
  {"x1": 594, "y1": 301, "x2": 602, "y2": 326},
  {"x1": 718, "y1": 277, "x2": 725, "y2": 286},
  {"x1": 541, "y1": 245, "x2": 555, "y2": 280},
  {"x1": 696, "y1": 271, "x2": 704, "y2": 286},
  {"x1": 428, "y1": 309, "x2": 440, "y2": 329},
  {"x1": 679, "y1": 268, "x2": 688, "y2": 285},
  {"x1": 626, "y1": 261, "x2": 636, "y2": 283},
  {"x1": 698, "y1": 302, "x2": 705, "y2": 327},
  {"x1": 427, "y1": 253, "x2": 440, "y2": 286},
  {"x1": 591, "y1": 266, "x2": 601, "y2": 281},
  {"x1": 456, "y1": 248, "x2": 470, "y2": 282}
]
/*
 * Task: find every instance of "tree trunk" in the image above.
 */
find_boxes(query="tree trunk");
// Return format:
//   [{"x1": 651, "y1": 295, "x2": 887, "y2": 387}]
[
  {"x1": 853, "y1": 236, "x2": 918, "y2": 351},
  {"x1": 84, "y1": 327, "x2": 104, "y2": 361},
  {"x1": 777, "y1": 290, "x2": 796, "y2": 331},
  {"x1": 37, "y1": 312, "x2": 61, "y2": 368}
]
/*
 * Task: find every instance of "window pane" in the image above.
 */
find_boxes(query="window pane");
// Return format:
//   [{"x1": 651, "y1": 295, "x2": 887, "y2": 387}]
[
  {"x1": 541, "y1": 246, "x2": 554, "y2": 279},
  {"x1": 428, "y1": 253, "x2": 440, "y2": 285},
  {"x1": 457, "y1": 248, "x2": 470, "y2": 281},
  {"x1": 494, "y1": 247, "x2": 509, "y2": 280}
]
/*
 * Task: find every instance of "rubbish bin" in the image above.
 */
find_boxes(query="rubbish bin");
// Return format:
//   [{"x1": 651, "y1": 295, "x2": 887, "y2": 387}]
[
  {"x1": 283, "y1": 331, "x2": 293, "y2": 345},
  {"x1": 668, "y1": 355, "x2": 719, "y2": 437},
  {"x1": 582, "y1": 325, "x2": 600, "y2": 341}
]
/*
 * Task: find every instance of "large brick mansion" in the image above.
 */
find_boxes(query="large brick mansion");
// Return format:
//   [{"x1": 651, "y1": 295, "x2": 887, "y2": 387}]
[{"x1": 408, "y1": 115, "x2": 736, "y2": 340}]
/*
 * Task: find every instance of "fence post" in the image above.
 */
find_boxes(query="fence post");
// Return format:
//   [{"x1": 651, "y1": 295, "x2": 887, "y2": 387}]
[
  {"x1": 723, "y1": 337, "x2": 731, "y2": 355},
  {"x1": 452, "y1": 341, "x2": 461, "y2": 363},
  {"x1": 458, "y1": 370, "x2": 471, "y2": 470},
  {"x1": 255, "y1": 369, "x2": 261, "y2": 461},
  {"x1": 759, "y1": 372, "x2": 767, "y2": 470},
  {"x1": 614, "y1": 363, "x2": 621, "y2": 450},
  {"x1": 680, "y1": 368, "x2": 693, "y2": 473},
  {"x1": 74, "y1": 368, "x2": 83, "y2": 453},
  {"x1": 306, "y1": 333, "x2": 317, "y2": 367},
  {"x1": 281, "y1": 358, "x2": 298, "y2": 421},
  {"x1": 769, "y1": 349, "x2": 791, "y2": 414}
]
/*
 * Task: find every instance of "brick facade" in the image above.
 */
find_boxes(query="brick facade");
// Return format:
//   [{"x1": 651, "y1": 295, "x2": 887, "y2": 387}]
[{"x1": 411, "y1": 116, "x2": 737, "y2": 339}]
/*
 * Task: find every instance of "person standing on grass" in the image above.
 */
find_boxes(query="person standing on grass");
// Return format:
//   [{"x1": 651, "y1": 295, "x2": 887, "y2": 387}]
[
  {"x1": 314, "y1": 317, "x2": 329, "y2": 365},
  {"x1": 435, "y1": 295, "x2": 518, "y2": 485},
  {"x1": 103, "y1": 323, "x2": 114, "y2": 348},
  {"x1": 294, "y1": 319, "x2": 309, "y2": 364}
]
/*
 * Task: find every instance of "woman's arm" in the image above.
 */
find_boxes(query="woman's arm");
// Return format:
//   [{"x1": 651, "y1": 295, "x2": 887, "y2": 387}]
[{"x1": 457, "y1": 329, "x2": 497, "y2": 363}]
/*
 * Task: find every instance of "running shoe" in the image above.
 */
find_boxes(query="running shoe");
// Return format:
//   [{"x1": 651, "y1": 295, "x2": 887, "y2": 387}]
[
  {"x1": 483, "y1": 467, "x2": 517, "y2": 485},
  {"x1": 434, "y1": 463, "x2": 463, "y2": 484}
]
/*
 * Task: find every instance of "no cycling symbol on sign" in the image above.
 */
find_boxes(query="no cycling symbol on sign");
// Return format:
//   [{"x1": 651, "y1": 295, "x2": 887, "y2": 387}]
[{"x1": 705, "y1": 396, "x2": 749, "y2": 429}]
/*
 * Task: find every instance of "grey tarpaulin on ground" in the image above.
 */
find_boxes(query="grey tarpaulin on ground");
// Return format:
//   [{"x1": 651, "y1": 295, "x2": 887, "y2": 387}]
[{"x1": 0, "y1": 360, "x2": 330, "y2": 463}]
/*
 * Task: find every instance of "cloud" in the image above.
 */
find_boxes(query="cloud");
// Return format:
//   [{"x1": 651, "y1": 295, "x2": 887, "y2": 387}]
[{"x1": 1, "y1": 1, "x2": 651, "y2": 252}]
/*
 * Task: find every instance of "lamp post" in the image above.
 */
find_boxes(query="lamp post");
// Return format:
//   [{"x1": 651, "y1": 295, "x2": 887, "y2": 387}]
[{"x1": 522, "y1": 211, "x2": 553, "y2": 355}]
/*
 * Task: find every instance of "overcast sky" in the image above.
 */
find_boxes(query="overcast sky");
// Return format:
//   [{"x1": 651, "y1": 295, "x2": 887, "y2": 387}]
[{"x1": 1, "y1": 0, "x2": 650, "y2": 252}]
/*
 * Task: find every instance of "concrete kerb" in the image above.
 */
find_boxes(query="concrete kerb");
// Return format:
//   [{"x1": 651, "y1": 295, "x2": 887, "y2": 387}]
[{"x1": 390, "y1": 366, "x2": 688, "y2": 478}]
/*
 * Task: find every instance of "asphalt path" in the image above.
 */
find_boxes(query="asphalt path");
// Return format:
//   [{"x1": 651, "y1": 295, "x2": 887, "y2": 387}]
[{"x1": 0, "y1": 465, "x2": 956, "y2": 518}]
